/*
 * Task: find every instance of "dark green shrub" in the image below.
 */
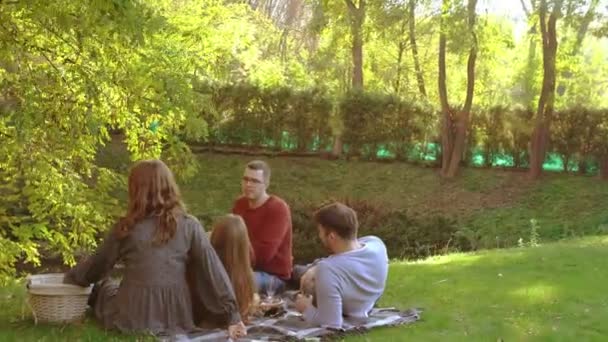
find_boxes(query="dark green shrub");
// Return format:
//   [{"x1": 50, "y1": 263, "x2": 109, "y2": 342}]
[{"x1": 289, "y1": 198, "x2": 469, "y2": 263}]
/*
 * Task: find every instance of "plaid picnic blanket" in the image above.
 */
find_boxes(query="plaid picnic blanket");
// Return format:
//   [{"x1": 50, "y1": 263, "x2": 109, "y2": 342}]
[{"x1": 160, "y1": 291, "x2": 421, "y2": 342}]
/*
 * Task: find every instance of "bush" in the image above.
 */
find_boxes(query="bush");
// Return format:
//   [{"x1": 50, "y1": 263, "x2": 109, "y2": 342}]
[
  {"x1": 340, "y1": 90, "x2": 430, "y2": 160},
  {"x1": 289, "y1": 198, "x2": 469, "y2": 264},
  {"x1": 471, "y1": 106, "x2": 509, "y2": 167},
  {"x1": 199, "y1": 83, "x2": 333, "y2": 152},
  {"x1": 198, "y1": 82, "x2": 608, "y2": 174},
  {"x1": 552, "y1": 107, "x2": 591, "y2": 172},
  {"x1": 582, "y1": 109, "x2": 608, "y2": 175},
  {"x1": 469, "y1": 106, "x2": 534, "y2": 168}
]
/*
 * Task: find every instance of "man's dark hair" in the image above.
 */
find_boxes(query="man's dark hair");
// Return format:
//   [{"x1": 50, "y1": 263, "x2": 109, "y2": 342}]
[
  {"x1": 246, "y1": 160, "x2": 271, "y2": 184},
  {"x1": 313, "y1": 202, "x2": 358, "y2": 240}
]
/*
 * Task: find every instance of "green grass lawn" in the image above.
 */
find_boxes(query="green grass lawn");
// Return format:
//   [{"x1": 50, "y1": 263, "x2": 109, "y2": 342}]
[
  {"x1": 2, "y1": 236, "x2": 607, "y2": 341},
  {"x1": 9, "y1": 151, "x2": 604, "y2": 340},
  {"x1": 364, "y1": 235, "x2": 608, "y2": 341}
]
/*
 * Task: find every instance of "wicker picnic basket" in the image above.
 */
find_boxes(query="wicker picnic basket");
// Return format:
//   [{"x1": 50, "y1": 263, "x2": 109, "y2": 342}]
[{"x1": 26, "y1": 273, "x2": 93, "y2": 324}]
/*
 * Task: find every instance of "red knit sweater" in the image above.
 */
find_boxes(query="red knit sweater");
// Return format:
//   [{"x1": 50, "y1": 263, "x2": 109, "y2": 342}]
[{"x1": 232, "y1": 195, "x2": 293, "y2": 280}]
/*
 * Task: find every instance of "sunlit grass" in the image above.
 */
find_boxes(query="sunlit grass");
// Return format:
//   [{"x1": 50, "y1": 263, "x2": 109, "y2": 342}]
[
  {"x1": 354, "y1": 236, "x2": 608, "y2": 341},
  {"x1": 510, "y1": 284, "x2": 558, "y2": 304}
]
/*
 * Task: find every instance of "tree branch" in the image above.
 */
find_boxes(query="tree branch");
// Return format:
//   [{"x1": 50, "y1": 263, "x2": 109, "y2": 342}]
[
  {"x1": 520, "y1": 0, "x2": 531, "y2": 17},
  {"x1": 38, "y1": 50, "x2": 78, "y2": 99},
  {"x1": 345, "y1": 0, "x2": 364, "y2": 13},
  {"x1": 345, "y1": 0, "x2": 356, "y2": 12},
  {"x1": 463, "y1": 0, "x2": 477, "y2": 113}
]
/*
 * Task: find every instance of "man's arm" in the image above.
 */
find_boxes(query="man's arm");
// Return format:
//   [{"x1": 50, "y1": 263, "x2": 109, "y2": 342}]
[
  {"x1": 303, "y1": 262, "x2": 343, "y2": 329},
  {"x1": 252, "y1": 200, "x2": 290, "y2": 266}
]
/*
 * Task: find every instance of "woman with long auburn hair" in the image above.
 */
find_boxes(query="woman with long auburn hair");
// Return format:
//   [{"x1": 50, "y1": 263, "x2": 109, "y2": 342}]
[
  {"x1": 209, "y1": 214, "x2": 257, "y2": 322},
  {"x1": 64, "y1": 160, "x2": 246, "y2": 339}
]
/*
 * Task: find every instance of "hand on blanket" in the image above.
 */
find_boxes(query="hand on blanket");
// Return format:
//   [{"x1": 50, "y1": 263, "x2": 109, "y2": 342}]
[
  {"x1": 295, "y1": 293, "x2": 313, "y2": 313},
  {"x1": 228, "y1": 321, "x2": 247, "y2": 339}
]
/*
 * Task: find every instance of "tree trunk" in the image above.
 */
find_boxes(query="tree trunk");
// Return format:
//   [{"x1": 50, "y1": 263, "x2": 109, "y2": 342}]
[
  {"x1": 572, "y1": 0, "x2": 598, "y2": 56},
  {"x1": 393, "y1": 12, "x2": 409, "y2": 94},
  {"x1": 438, "y1": 2, "x2": 451, "y2": 175},
  {"x1": 332, "y1": 0, "x2": 365, "y2": 159},
  {"x1": 352, "y1": 23, "x2": 363, "y2": 88},
  {"x1": 445, "y1": 0, "x2": 477, "y2": 178},
  {"x1": 600, "y1": 157, "x2": 608, "y2": 180},
  {"x1": 562, "y1": 154, "x2": 570, "y2": 172},
  {"x1": 484, "y1": 149, "x2": 492, "y2": 168},
  {"x1": 529, "y1": 122, "x2": 550, "y2": 178},
  {"x1": 279, "y1": 29, "x2": 289, "y2": 61},
  {"x1": 394, "y1": 40, "x2": 405, "y2": 93},
  {"x1": 331, "y1": 135, "x2": 343, "y2": 158},
  {"x1": 409, "y1": 0, "x2": 426, "y2": 98},
  {"x1": 578, "y1": 160, "x2": 587, "y2": 175},
  {"x1": 528, "y1": 0, "x2": 563, "y2": 180},
  {"x1": 346, "y1": 0, "x2": 365, "y2": 89}
]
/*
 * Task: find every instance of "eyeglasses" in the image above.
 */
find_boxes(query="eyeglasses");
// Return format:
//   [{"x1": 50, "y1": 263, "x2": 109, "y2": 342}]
[{"x1": 242, "y1": 176, "x2": 264, "y2": 184}]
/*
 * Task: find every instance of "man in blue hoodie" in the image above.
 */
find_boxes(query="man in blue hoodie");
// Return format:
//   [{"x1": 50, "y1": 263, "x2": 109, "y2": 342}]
[{"x1": 295, "y1": 202, "x2": 389, "y2": 329}]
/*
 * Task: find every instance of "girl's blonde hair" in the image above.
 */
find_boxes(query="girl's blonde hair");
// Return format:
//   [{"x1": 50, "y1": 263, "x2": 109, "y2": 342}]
[{"x1": 209, "y1": 214, "x2": 256, "y2": 320}]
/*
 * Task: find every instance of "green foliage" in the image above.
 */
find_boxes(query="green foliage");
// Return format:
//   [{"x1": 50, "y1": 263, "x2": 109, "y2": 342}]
[
  {"x1": 470, "y1": 106, "x2": 534, "y2": 168},
  {"x1": 340, "y1": 90, "x2": 432, "y2": 160},
  {"x1": 1, "y1": 0, "x2": 608, "y2": 280},
  {"x1": 195, "y1": 90, "x2": 607, "y2": 174},
  {"x1": 469, "y1": 106, "x2": 608, "y2": 172},
  {"x1": 551, "y1": 108, "x2": 608, "y2": 172},
  {"x1": 0, "y1": 0, "x2": 208, "y2": 277},
  {"x1": 199, "y1": 83, "x2": 334, "y2": 151},
  {"x1": 552, "y1": 107, "x2": 591, "y2": 171},
  {"x1": 290, "y1": 198, "x2": 466, "y2": 263}
]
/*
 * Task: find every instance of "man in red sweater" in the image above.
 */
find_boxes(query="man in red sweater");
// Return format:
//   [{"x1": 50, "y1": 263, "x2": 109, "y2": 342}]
[{"x1": 232, "y1": 160, "x2": 293, "y2": 295}]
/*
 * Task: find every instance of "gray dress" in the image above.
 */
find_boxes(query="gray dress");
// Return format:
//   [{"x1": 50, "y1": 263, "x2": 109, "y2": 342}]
[{"x1": 64, "y1": 214, "x2": 240, "y2": 335}]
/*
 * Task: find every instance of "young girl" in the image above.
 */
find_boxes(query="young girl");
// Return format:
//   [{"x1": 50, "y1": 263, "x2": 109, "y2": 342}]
[
  {"x1": 209, "y1": 214, "x2": 258, "y2": 322},
  {"x1": 64, "y1": 160, "x2": 246, "y2": 339}
]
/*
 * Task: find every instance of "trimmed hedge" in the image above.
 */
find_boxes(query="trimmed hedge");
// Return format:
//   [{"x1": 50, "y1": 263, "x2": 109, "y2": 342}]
[
  {"x1": 195, "y1": 83, "x2": 608, "y2": 174},
  {"x1": 200, "y1": 83, "x2": 333, "y2": 152}
]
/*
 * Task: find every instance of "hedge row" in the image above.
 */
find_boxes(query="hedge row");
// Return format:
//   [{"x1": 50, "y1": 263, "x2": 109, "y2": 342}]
[{"x1": 195, "y1": 84, "x2": 608, "y2": 173}]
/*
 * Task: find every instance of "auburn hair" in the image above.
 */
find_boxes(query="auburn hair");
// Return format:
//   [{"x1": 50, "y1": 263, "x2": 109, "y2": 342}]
[{"x1": 115, "y1": 159, "x2": 185, "y2": 245}]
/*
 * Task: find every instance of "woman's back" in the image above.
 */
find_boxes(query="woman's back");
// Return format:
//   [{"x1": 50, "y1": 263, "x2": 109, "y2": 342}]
[
  {"x1": 66, "y1": 214, "x2": 241, "y2": 335},
  {"x1": 64, "y1": 159, "x2": 244, "y2": 337},
  {"x1": 119, "y1": 216, "x2": 191, "y2": 287}
]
